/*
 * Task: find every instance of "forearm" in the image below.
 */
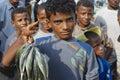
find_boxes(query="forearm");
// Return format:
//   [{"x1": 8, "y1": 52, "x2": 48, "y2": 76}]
[
  {"x1": 104, "y1": 47, "x2": 113, "y2": 60},
  {"x1": 1, "y1": 36, "x2": 24, "y2": 67}
]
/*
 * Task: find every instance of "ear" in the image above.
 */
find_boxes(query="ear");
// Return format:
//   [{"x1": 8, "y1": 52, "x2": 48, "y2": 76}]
[
  {"x1": 48, "y1": 20, "x2": 52, "y2": 28},
  {"x1": 37, "y1": 14, "x2": 39, "y2": 21},
  {"x1": 75, "y1": 11, "x2": 78, "y2": 16},
  {"x1": 11, "y1": 20, "x2": 15, "y2": 26}
]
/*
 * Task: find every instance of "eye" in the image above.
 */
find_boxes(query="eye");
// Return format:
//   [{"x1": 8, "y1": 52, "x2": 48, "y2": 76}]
[
  {"x1": 17, "y1": 19, "x2": 22, "y2": 22},
  {"x1": 93, "y1": 41, "x2": 104, "y2": 49},
  {"x1": 54, "y1": 20, "x2": 62, "y2": 25},
  {"x1": 67, "y1": 17, "x2": 74, "y2": 22}
]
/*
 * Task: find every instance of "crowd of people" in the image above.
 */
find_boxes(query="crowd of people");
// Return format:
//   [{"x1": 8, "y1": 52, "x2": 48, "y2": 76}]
[{"x1": 0, "y1": 0, "x2": 120, "y2": 80}]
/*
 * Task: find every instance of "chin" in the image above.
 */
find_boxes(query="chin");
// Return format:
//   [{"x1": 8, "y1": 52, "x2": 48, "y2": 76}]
[{"x1": 62, "y1": 36, "x2": 72, "y2": 40}]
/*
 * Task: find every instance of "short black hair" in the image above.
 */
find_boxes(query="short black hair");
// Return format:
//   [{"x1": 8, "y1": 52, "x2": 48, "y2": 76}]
[
  {"x1": 11, "y1": 7, "x2": 31, "y2": 21},
  {"x1": 85, "y1": 31, "x2": 99, "y2": 43},
  {"x1": 76, "y1": 0, "x2": 94, "y2": 11},
  {"x1": 45, "y1": 0, "x2": 76, "y2": 20},
  {"x1": 37, "y1": 2, "x2": 46, "y2": 15}
]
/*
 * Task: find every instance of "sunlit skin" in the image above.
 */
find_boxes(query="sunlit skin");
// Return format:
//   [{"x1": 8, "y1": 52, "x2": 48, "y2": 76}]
[
  {"x1": 76, "y1": 5, "x2": 94, "y2": 28},
  {"x1": 49, "y1": 12, "x2": 75, "y2": 40},
  {"x1": 11, "y1": 12, "x2": 31, "y2": 36},
  {"x1": 9, "y1": 0, "x2": 19, "y2": 8},
  {"x1": 88, "y1": 37, "x2": 104, "y2": 57},
  {"x1": 108, "y1": 0, "x2": 120, "y2": 10},
  {"x1": 37, "y1": 9, "x2": 51, "y2": 33}
]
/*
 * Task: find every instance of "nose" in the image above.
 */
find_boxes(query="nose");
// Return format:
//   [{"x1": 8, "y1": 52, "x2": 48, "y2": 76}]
[
  {"x1": 13, "y1": 0, "x2": 19, "y2": 2},
  {"x1": 98, "y1": 44, "x2": 104, "y2": 51},
  {"x1": 63, "y1": 22, "x2": 68, "y2": 29},
  {"x1": 84, "y1": 14, "x2": 89, "y2": 19},
  {"x1": 42, "y1": 19, "x2": 49, "y2": 24},
  {"x1": 22, "y1": 20, "x2": 27, "y2": 26}
]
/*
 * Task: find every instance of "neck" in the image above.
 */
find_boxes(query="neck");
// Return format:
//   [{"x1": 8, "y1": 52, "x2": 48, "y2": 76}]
[
  {"x1": 108, "y1": 5, "x2": 119, "y2": 10},
  {"x1": 40, "y1": 27, "x2": 52, "y2": 33},
  {"x1": 78, "y1": 22, "x2": 89, "y2": 29}
]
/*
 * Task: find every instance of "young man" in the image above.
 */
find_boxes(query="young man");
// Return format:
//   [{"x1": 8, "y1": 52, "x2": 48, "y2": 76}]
[
  {"x1": 73, "y1": 0, "x2": 113, "y2": 61},
  {"x1": 4, "y1": 7, "x2": 31, "y2": 54},
  {"x1": 72, "y1": 0, "x2": 95, "y2": 37},
  {"x1": 95, "y1": 0, "x2": 119, "y2": 79},
  {"x1": 0, "y1": 7, "x2": 31, "y2": 80},
  {"x1": 78, "y1": 27, "x2": 112, "y2": 80},
  {"x1": 0, "y1": 0, "x2": 25, "y2": 54},
  {"x1": 33, "y1": 2, "x2": 53, "y2": 42},
  {"x1": 1, "y1": 0, "x2": 99, "y2": 80}
]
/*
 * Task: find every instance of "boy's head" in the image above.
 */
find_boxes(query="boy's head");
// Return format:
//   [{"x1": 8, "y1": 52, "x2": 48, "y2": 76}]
[
  {"x1": 85, "y1": 31, "x2": 104, "y2": 57},
  {"x1": 45, "y1": 0, "x2": 76, "y2": 40},
  {"x1": 76, "y1": 0, "x2": 94, "y2": 28},
  {"x1": 37, "y1": 2, "x2": 51, "y2": 32},
  {"x1": 11, "y1": 7, "x2": 31, "y2": 35},
  {"x1": 108, "y1": 0, "x2": 119, "y2": 10}
]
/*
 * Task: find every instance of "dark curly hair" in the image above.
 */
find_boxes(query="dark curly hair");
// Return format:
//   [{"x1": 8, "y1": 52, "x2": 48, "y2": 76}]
[
  {"x1": 11, "y1": 7, "x2": 31, "y2": 21},
  {"x1": 76, "y1": 0, "x2": 94, "y2": 11},
  {"x1": 45, "y1": 0, "x2": 76, "y2": 20}
]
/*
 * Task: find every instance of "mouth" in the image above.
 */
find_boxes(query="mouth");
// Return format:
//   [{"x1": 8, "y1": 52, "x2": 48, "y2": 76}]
[
  {"x1": 61, "y1": 31, "x2": 71, "y2": 35},
  {"x1": 21, "y1": 25, "x2": 27, "y2": 27}
]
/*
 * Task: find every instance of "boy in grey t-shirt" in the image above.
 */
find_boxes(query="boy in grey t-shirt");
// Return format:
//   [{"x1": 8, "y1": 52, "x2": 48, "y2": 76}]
[{"x1": 1, "y1": 0, "x2": 99, "y2": 80}]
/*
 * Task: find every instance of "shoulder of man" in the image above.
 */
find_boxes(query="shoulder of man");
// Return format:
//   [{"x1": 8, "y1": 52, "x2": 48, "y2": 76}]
[
  {"x1": 76, "y1": 39, "x2": 93, "y2": 55},
  {"x1": 35, "y1": 36, "x2": 52, "y2": 45},
  {"x1": 18, "y1": 0, "x2": 25, "y2": 7}
]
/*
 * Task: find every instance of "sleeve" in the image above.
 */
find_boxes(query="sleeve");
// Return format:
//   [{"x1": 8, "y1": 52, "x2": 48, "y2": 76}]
[
  {"x1": 0, "y1": 7, "x2": 4, "y2": 31},
  {"x1": 104, "y1": 61, "x2": 112, "y2": 80},
  {"x1": 85, "y1": 49, "x2": 99, "y2": 80},
  {"x1": 94, "y1": 16, "x2": 107, "y2": 32},
  {"x1": 76, "y1": 40, "x2": 99, "y2": 80},
  {"x1": 0, "y1": 62, "x2": 16, "y2": 77}
]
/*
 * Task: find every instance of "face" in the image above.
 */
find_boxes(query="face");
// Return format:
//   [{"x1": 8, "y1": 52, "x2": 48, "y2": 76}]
[
  {"x1": 76, "y1": 5, "x2": 94, "y2": 28},
  {"x1": 37, "y1": 9, "x2": 50, "y2": 32},
  {"x1": 88, "y1": 37, "x2": 104, "y2": 57},
  {"x1": 12, "y1": 12, "x2": 31, "y2": 33},
  {"x1": 9, "y1": 0, "x2": 19, "y2": 7},
  {"x1": 108, "y1": 0, "x2": 120, "y2": 9},
  {"x1": 49, "y1": 12, "x2": 75, "y2": 40},
  {"x1": 118, "y1": 16, "x2": 120, "y2": 25}
]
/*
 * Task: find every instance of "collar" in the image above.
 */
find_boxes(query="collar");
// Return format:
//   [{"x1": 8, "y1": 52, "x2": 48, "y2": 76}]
[{"x1": 6, "y1": 0, "x2": 15, "y2": 10}]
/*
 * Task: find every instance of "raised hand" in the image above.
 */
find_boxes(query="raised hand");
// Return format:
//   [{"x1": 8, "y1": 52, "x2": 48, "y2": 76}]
[{"x1": 21, "y1": 21, "x2": 39, "y2": 43}]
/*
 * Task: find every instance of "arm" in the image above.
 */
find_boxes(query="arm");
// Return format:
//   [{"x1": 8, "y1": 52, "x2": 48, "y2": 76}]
[
  {"x1": 102, "y1": 32, "x2": 113, "y2": 61},
  {"x1": 1, "y1": 21, "x2": 38, "y2": 67},
  {"x1": 104, "y1": 47, "x2": 113, "y2": 60},
  {"x1": 1, "y1": 36, "x2": 24, "y2": 66}
]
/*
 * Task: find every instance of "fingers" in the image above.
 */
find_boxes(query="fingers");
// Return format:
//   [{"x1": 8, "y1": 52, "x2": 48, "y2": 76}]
[
  {"x1": 28, "y1": 21, "x2": 39, "y2": 30},
  {"x1": 28, "y1": 36, "x2": 34, "y2": 43}
]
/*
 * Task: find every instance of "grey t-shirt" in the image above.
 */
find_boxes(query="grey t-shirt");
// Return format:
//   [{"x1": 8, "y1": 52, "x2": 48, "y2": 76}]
[{"x1": 36, "y1": 36, "x2": 99, "y2": 80}]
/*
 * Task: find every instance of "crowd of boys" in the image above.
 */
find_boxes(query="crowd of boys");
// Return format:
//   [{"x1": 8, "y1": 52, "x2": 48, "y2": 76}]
[{"x1": 0, "y1": 0, "x2": 120, "y2": 80}]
